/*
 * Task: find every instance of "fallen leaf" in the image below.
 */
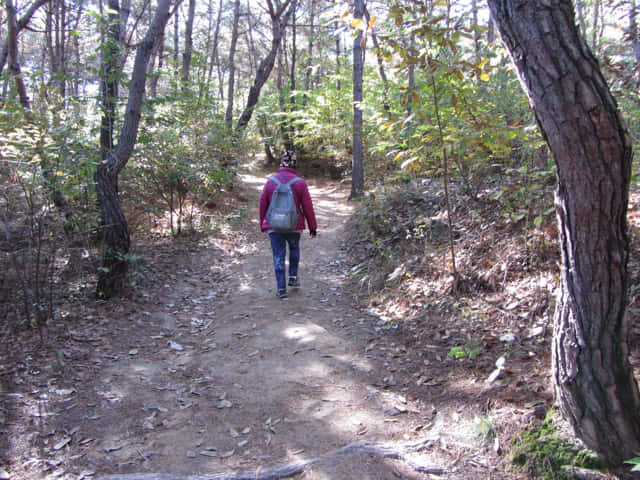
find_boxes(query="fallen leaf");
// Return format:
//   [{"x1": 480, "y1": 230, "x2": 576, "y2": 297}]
[{"x1": 53, "y1": 437, "x2": 71, "y2": 450}]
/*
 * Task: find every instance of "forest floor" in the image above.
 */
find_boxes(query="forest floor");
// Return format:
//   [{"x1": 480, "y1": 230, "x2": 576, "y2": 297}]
[{"x1": 1, "y1": 166, "x2": 639, "y2": 480}]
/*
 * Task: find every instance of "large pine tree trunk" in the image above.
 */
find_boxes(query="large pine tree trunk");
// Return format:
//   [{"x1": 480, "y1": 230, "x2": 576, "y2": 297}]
[
  {"x1": 488, "y1": 0, "x2": 640, "y2": 465},
  {"x1": 95, "y1": 0, "x2": 171, "y2": 299}
]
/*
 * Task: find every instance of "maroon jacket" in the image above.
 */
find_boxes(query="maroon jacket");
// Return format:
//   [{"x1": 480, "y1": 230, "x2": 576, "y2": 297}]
[{"x1": 259, "y1": 167, "x2": 317, "y2": 233}]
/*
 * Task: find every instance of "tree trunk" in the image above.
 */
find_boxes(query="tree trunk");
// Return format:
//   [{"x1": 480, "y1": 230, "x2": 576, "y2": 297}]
[
  {"x1": 148, "y1": 29, "x2": 165, "y2": 98},
  {"x1": 488, "y1": 0, "x2": 640, "y2": 466},
  {"x1": 245, "y1": 1, "x2": 258, "y2": 77},
  {"x1": 95, "y1": 0, "x2": 172, "y2": 299},
  {"x1": 213, "y1": 0, "x2": 224, "y2": 105},
  {"x1": 0, "y1": 0, "x2": 48, "y2": 77},
  {"x1": 5, "y1": 0, "x2": 31, "y2": 109},
  {"x1": 303, "y1": 0, "x2": 315, "y2": 95},
  {"x1": 235, "y1": 0, "x2": 293, "y2": 132},
  {"x1": 181, "y1": 0, "x2": 195, "y2": 91},
  {"x1": 225, "y1": 0, "x2": 241, "y2": 128},
  {"x1": 364, "y1": 5, "x2": 389, "y2": 115},
  {"x1": 99, "y1": 0, "x2": 121, "y2": 157},
  {"x1": 350, "y1": 0, "x2": 364, "y2": 200},
  {"x1": 576, "y1": 0, "x2": 586, "y2": 37},
  {"x1": 629, "y1": 0, "x2": 640, "y2": 84}
]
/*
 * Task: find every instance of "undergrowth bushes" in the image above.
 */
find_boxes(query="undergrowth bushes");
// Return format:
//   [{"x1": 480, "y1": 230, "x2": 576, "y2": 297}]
[
  {"x1": 0, "y1": 99, "x2": 101, "y2": 332},
  {"x1": 125, "y1": 105, "x2": 238, "y2": 236},
  {"x1": 0, "y1": 96, "x2": 242, "y2": 332}
]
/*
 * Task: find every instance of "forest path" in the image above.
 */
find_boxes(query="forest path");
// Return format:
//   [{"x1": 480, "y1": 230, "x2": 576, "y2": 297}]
[
  {"x1": 91, "y1": 171, "x2": 449, "y2": 479},
  {"x1": 8, "y1": 170, "x2": 499, "y2": 480}
]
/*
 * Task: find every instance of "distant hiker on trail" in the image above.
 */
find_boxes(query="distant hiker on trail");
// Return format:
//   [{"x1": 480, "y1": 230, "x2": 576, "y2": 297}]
[{"x1": 259, "y1": 150, "x2": 317, "y2": 300}]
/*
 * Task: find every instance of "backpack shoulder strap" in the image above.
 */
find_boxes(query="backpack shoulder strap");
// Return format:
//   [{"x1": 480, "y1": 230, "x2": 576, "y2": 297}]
[
  {"x1": 285, "y1": 177, "x2": 301, "y2": 187},
  {"x1": 269, "y1": 175, "x2": 282, "y2": 186}
]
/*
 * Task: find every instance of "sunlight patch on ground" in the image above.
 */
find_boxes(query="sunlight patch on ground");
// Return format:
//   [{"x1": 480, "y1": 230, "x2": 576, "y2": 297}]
[
  {"x1": 282, "y1": 322, "x2": 328, "y2": 344},
  {"x1": 238, "y1": 172, "x2": 267, "y2": 188}
]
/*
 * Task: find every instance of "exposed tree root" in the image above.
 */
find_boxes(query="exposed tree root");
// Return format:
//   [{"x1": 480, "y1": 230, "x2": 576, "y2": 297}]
[{"x1": 96, "y1": 438, "x2": 445, "y2": 480}]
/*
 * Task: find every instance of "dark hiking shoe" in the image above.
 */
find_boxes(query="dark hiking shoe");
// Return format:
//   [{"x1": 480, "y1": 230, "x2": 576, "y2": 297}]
[
  {"x1": 288, "y1": 276, "x2": 300, "y2": 288},
  {"x1": 276, "y1": 289, "x2": 288, "y2": 300}
]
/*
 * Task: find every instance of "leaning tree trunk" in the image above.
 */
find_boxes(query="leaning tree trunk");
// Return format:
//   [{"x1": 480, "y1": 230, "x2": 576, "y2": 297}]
[
  {"x1": 95, "y1": 0, "x2": 171, "y2": 299},
  {"x1": 235, "y1": 0, "x2": 293, "y2": 132},
  {"x1": 488, "y1": 0, "x2": 640, "y2": 466}
]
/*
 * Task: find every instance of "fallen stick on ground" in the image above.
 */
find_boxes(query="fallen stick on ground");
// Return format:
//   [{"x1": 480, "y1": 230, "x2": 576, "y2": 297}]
[{"x1": 96, "y1": 438, "x2": 446, "y2": 480}]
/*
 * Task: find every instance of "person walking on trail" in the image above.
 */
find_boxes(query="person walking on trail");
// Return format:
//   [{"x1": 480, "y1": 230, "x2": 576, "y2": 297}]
[{"x1": 259, "y1": 150, "x2": 317, "y2": 300}]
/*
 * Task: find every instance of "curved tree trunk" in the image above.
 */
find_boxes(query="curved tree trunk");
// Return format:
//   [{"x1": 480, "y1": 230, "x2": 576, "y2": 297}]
[
  {"x1": 95, "y1": 0, "x2": 171, "y2": 299},
  {"x1": 487, "y1": 0, "x2": 640, "y2": 466}
]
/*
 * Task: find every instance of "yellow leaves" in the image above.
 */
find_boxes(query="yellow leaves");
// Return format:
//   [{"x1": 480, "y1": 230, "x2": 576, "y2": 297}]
[
  {"x1": 351, "y1": 18, "x2": 364, "y2": 29},
  {"x1": 475, "y1": 58, "x2": 491, "y2": 82}
]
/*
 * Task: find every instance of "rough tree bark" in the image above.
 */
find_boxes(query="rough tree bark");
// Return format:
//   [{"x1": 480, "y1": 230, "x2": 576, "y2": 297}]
[
  {"x1": 487, "y1": 0, "x2": 640, "y2": 465},
  {"x1": 235, "y1": 0, "x2": 293, "y2": 132},
  {"x1": 95, "y1": 0, "x2": 172, "y2": 299},
  {"x1": 350, "y1": 0, "x2": 365, "y2": 200}
]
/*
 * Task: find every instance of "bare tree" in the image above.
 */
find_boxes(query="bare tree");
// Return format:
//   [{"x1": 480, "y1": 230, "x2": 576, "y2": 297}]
[{"x1": 488, "y1": 0, "x2": 640, "y2": 465}]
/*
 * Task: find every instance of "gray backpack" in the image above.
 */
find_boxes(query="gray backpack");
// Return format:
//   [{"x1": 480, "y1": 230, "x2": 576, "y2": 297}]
[{"x1": 266, "y1": 175, "x2": 301, "y2": 233}]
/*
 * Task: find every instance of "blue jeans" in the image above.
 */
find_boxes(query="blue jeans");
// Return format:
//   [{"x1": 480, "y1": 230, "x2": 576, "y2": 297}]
[{"x1": 268, "y1": 232, "x2": 301, "y2": 291}]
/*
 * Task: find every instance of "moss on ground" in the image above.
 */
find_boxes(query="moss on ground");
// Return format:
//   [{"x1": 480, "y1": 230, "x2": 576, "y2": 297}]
[{"x1": 510, "y1": 411, "x2": 604, "y2": 480}]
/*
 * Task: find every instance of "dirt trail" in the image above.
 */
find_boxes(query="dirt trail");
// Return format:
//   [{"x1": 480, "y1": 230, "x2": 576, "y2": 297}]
[{"x1": 5, "y1": 171, "x2": 499, "y2": 480}]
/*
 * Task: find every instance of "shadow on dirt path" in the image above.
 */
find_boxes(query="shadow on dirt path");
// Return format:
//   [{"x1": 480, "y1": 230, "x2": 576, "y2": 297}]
[{"x1": 3, "y1": 170, "x2": 509, "y2": 480}]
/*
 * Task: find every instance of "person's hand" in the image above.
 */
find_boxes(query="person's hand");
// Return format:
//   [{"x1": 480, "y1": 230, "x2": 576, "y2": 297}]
[{"x1": 310, "y1": 229, "x2": 317, "y2": 238}]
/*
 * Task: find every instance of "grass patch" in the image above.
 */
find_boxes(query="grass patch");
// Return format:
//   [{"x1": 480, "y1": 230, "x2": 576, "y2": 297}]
[{"x1": 510, "y1": 411, "x2": 604, "y2": 480}]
